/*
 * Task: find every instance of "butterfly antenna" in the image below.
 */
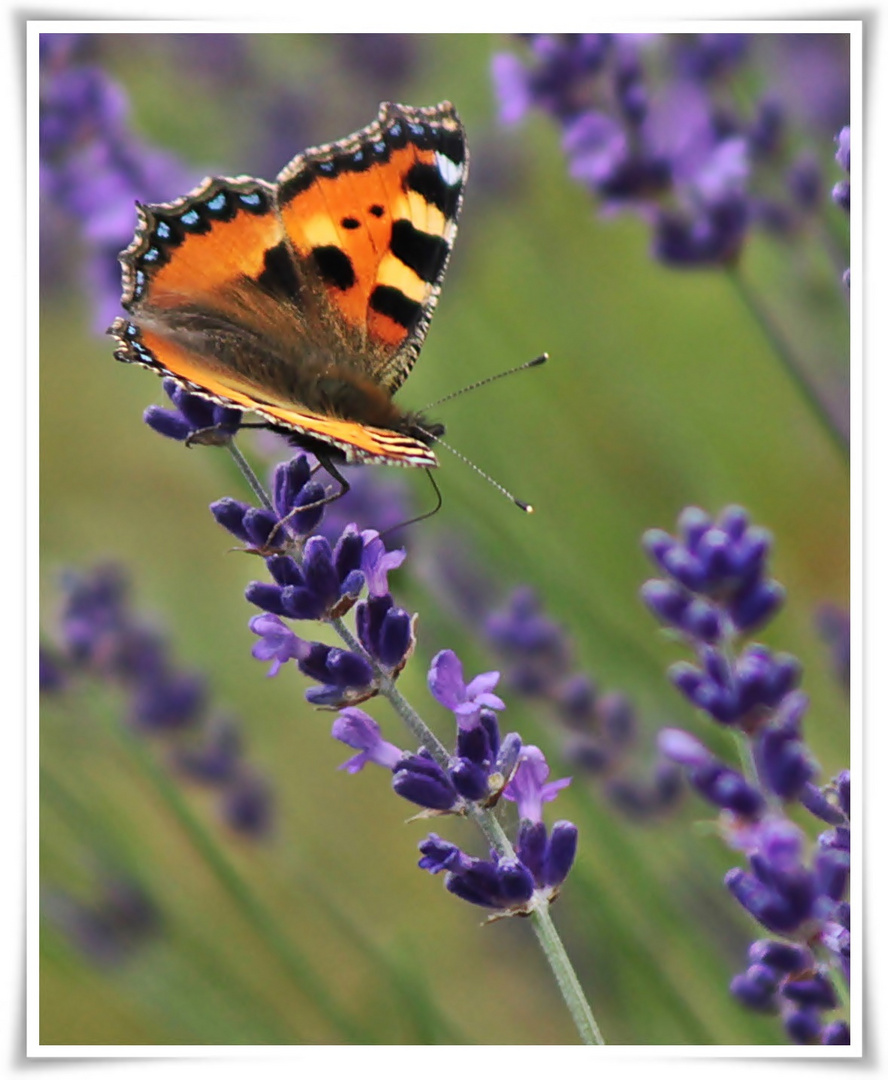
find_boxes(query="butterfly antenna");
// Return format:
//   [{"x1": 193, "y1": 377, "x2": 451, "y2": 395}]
[
  {"x1": 420, "y1": 353, "x2": 548, "y2": 411},
  {"x1": 419, "y1": 429, "x2": 534, "y2": 513},
  {"x1": 378, "y1": 470, "x2": 444, "y2": 538}
]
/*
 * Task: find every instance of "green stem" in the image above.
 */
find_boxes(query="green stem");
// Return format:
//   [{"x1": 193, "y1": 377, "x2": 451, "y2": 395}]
[
  {"x1": 529, "y1": 904, "x2": 605, "y2": 1045},
  {"x1": 725, "y1": 266, "x2": 849, "y2": 463}
]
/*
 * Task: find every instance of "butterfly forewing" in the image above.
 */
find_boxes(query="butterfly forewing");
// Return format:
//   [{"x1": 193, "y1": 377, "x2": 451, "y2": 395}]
[{"x1": 275, "y1": 101, "x2": 467, "y2": 393}]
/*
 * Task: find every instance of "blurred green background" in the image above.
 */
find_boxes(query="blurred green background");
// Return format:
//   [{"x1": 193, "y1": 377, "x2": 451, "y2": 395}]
[{"x1": 39, "y1": 33, "x2": 850, "y2": 1045}]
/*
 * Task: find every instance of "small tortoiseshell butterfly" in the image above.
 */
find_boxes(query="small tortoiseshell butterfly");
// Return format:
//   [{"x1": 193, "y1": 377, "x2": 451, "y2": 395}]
[{"x1": 109, "y1": 101, "x2": 467, "y2": 470}]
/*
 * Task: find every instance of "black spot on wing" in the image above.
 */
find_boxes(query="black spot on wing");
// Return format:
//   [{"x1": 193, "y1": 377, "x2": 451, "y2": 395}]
[
  {"x1": 390, "y1": 220, "x2": 449, "y2": 284},
  {"x1": 404, "y1": 162, "x2": 460, "y2": 219},
  {"x1": 438, "y1": 129, "x2": 465, "y2": 167},
  {"x1": 312, "y1": 246, "x2": 356, "y2": 291},
  {"x1": 369, "y1": 284, "x2": 422, "y2": 329},
  {"x1": 257, "y1": 241, "x2": 301, "y2": 300}
]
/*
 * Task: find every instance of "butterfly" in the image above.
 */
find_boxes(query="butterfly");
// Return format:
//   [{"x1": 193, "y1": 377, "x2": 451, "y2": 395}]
[{"x1": 109, "y1": 101, "x2": 467, "y2": 472}]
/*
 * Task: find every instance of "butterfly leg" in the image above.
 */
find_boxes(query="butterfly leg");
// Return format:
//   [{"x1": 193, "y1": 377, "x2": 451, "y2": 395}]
[
  {"x1": 265, "y1": 453, "x2": 352, "y2": 548},
  {"x1": 379, "y1": 468, "x2": 443, "y2": 538},
  {"x1": 183, "y1": 425, "x2": 240, "y2": 448}
]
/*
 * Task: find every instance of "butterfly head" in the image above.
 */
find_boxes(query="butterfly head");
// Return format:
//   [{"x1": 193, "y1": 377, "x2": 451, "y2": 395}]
[{"x1": 405, "y1": 413, "x2": 445, "y2": 447}]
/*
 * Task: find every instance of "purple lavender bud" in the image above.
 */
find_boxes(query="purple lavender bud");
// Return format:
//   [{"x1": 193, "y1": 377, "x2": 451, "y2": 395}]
[
  {"x1": 241, "y1": 508, "x2": 283, "y2": 550},
  {"x1": 834, "y1": 125, "x2": 850, "y2": 173},
  {"x1": 599, "y1": 692, "x2": 636, "y2": 746},
  {"x1": 787, "y1": 153, "x2": 822, "y2": 211},
  {"x1": 781, "y1": 971, "x2": 838, "y2": 1010},
  {"x1": 814, "y1": 848, "x2": 850, "y2": 902},
  {"x1": 491, "y1": 52, "x2": 532, "y2": 126},
  {"x1": 130, "y1": 672, "x2": 205, "y2": 732},
  {"x1": 210, "y1": 498, "x2": 253, "y2": 543},
  {"x1": 729, "y1": 579, "x2": 785, "y2": 632},
  {"x1": 642, "y1": 527, "x2": 676, "y2": 567},
  {"x1": 554, "y1": 673, "x2": 597, "y2": 728},
  {"x1": 653, "y1": 196, "x2": 749, "y2": 267},
  {"x1": 690, "y1": 761, "x2": 765, "y2": 817},
  {"x1": 725, "y1": 868, "x2": 793, "y2": 934},
  {"x1": 718, "y1": 504, "x2": 749, "y2": 539},
  {"x1": 668, "y1": 662, "x2": 731, "y2": 721},
  {"x1": 301, "y1": 536, "x2": 341, "y2": 606},
  {"x1": 496, "y1": 860, "x2": 536, "y2": 905},
  {"x1": 678, "y1": 506, "x2": 713, "y2": 548},
  {"x1": 818, "y1": 824, "x2": 851, "y2": 856},
  {"x1": 730, "y1": 964, "x2": 778, "y2": 1010},
  {"x1": 494, "y1": 731, "x2": 522, "y2": 781},
  {"x1": 456, "y1": 722, "x2": 494, "y2": 770},
  {"x1": 749, "y1": 97, "x2": 784, "y2": 158},
  {"x1": 356, "y1": 595, "x2": 413, "y2": 671},
  {"x1": 799, "y1": 781, "x2": 845, "y2": 825},
  {"x1": 835, "y1": 770, "x2": 850, "y2": 817},
  {"x1": 783, "y1": 1008, "x2": 822, "y2": 1045},
  {"x1": 445, "y1": 862, "x2": 506, "y2": 909},
  {"x1": 40, "y1": 645, "x2": 66, "y2": 692},
  {"x1": 563, "y1": 110, "x2": 629, "y2": 189},
  {"x1": 653, "y1": 761, "x2": 684, "y2": 810},
  {"x1": 748, "y1": 939, "x2": 812, "y2": 973},
  {"x1": 661, "y1": 543, "x2": 708, "y2": 592},
  {"x1": 515, "y1": 820, "x2": 547, "y2": 883},
  {"x1": 449, "y1": 759, "x2": 490, "y2": 802},
  {"x1": 641, "y1": 579, "x2": 691, "y2": 625},
  {"x1": 333, "y1": 526, "x2": 365, "y2": 580},
  {"x1": 298, "y1": 643, "x2": 373, "y2": 689},
  {"x1": 734, "y1": 646, "x2": 802, "y2": 715},
  {"x1": 175, "y1": 718, "x2": 242, "y2": 784},
  {"x1": 682, "y1": 600, "x2": 723, "y2": 642},
  {"x1": 816, "y1": 606, "x2": 850, "y2": 691},
  {"x1": 143, "y1": 405, "x2": 194, "y2": 441},
  {"x1": 544, "y1": 820, "x2": 579, "y2": 886},
  {"x1": 265, "y1": 555, "x2": 304, "y2": 588},
  {"x1": 144, "y1": 383, "x2": 241, "y2": 443},
  {"x1": 375, "y1": 607, "x2": 413, "y2": 670},
  {"x1": 418, "y1": 834, "x2": 473, "y2": 874},
  {"x1": 563, "y1": 734, "x2": 611, "y2": 774},
  {"x1": 244, "y1": 582, "x2": 291, "y2": 618},
  {"x1": 658, "y1": 727, "x2": 712, "y2": 768},
  {"x1": 393, "y1": 753, "x2": 458, "y2": 811},
  {"x1": 832, "y1": 180, "x2": 850, "y2": 212},
  {"x1": 272, "y1": 456, "x2": 312, "y2": 517},
  {"x1": 222, "y1": 773, "x2": 272, "y2": 837},
  {"x1": 821, "y1": 1021, "x2": 850, "y2": 1045},
  {"x1": 756, "y1": 721, "x2": 816, "y2": 800}
]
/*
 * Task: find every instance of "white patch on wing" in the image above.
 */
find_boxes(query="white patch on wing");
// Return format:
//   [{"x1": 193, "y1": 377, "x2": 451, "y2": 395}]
[{"x1": 435, "y1": 151, "x2": 464, "y2": 187}]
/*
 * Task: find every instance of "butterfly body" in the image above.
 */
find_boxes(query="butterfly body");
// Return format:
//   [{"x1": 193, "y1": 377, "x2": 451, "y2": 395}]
[{"x1": 110, "y1": 102, "x2": 467, "y2": 466}]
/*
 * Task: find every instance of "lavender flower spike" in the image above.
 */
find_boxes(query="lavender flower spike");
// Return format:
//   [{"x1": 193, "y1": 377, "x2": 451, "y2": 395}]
[{"x1": 428, "y1": 649, "x2": 505, "y2": 730}]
